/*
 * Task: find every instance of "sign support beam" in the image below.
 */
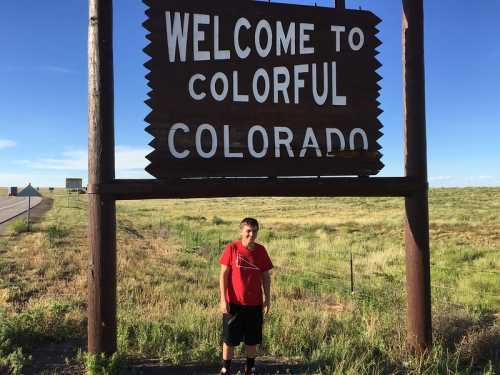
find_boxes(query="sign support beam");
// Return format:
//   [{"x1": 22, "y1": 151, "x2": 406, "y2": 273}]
[
  {"x1": 88, "y1": 0, "x2": 117, "y2": 354},
  {"x1": 87, "y1": 177, "x2": 425, "y2": 200},
  {"x1": 402, "y1": 0, "x2": 432, "y2": 352},
  {"x1": 335, "y1": 0, "x2": 345, "y2": 9}
]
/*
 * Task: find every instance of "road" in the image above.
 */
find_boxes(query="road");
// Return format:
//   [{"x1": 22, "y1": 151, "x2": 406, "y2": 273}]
[{"x1": 0, "y1": 196, "x2": 43, "y2": 224}]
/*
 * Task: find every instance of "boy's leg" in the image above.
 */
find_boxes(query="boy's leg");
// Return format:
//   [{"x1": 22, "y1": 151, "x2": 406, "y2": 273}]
[
  {"x1": 223, "y1": 343, "x2": 234, "y2": 360},
  {"x1": 244, "y1": 345, "x2": 257, "y2": 374},
  {"x1": 221, "y1": 343, "x2": 234, "y2": 374},
  {"x1": 221, "y1": 304, "x2": 243, "y2": 373},
  {"x1": 244, "y1": 344, "x2": 257, "y2": 358},
  {"x1": 242, "y1": 306, "x2": 262, "y2": 374}
]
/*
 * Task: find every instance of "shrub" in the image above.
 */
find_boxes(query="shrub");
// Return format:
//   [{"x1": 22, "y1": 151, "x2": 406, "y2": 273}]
[
  {"x1": 0, "y1": 310, "x2": 32, "y2": 375},
  {"x1": 77, "y1": 351, "x2": 126, "y2": 375},
  {"x1": 45, "y1": 224, "x2": 67, "y2": 247},
  {"x1": 211, "y1": 216, "x2": 226, "y2": 225}
]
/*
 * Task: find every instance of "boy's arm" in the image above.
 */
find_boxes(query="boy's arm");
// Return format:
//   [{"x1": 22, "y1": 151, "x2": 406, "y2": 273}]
[
  {"x1": 219, "y1": 264, "x2": 230, "y2": 314},
  {"x1": 262, "y1": 270, "x2": 271, "y2": 315}
]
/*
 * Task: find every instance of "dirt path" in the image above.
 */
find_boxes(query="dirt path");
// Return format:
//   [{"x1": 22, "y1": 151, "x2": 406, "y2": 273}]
[
  {"x1": 126, "y1": 357, "x2": 313, "y2": 374},
  {"x1": 25, "y1": 353, "x2": 313, "y2": 374}
]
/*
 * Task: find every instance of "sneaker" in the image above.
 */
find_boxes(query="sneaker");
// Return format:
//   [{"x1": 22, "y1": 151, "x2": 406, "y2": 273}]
[
  {"x1": 220, "y1": 367, "x2": 231, "y2": 375},
  {"x1": 245, "y1": 366, "x2": 257, "y2": 375}
]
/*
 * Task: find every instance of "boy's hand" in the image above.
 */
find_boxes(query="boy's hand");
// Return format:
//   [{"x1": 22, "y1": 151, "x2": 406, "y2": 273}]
[
  {"x1": 220, "y1": 300, "x2": 229, "y2": 314},
  {"x1": 263, "y1": 299, "x2": 270, "y2": 315}
]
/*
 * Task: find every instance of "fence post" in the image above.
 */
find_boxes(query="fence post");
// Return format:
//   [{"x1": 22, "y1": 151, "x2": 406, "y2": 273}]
[
  {"x1": 350, "y1": 251, "x2": 354, "y2": 293},
  {"x1": 402, "y1": 0, "x2": 432, "y2": 352},
  {"x1": 27, "y1": 196, "x2": 31, "y2": 232}
]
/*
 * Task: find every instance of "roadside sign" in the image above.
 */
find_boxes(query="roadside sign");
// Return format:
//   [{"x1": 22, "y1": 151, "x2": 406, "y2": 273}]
[
  {"x1": 18, "y1": 184, "x2": 42, "y2": 198},
  {"x1": 143, "y1": 0, "x2": 383, "y2": 179},
  {"x1": 87, "y1": 0, "x2": 432, "y2": 355},
  {"x1": 66, "y1": 178, "x2": 83, "y2": 190}
]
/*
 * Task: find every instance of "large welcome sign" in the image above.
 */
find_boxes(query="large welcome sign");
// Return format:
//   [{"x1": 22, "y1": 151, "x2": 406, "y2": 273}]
[{"x1": 143, "y1": 0, "x2": 383, "y2": 179}]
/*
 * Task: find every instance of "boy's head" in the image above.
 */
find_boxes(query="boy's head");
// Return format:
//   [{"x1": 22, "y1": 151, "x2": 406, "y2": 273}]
[{"x1": 240, "y1": 217, "x2": 259, "y2": 246}]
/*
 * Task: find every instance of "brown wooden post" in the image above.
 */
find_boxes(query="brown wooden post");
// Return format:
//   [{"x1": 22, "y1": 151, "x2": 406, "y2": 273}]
[
  {"x1": 88, "y1": 0, "x2": 117, "y2": 354},
  {"x1": 335, "y1": 0, "x2": 345, "y2": 9},
  {"x1": 402, "y1": 0, "x2": 432, "y2": 351}
]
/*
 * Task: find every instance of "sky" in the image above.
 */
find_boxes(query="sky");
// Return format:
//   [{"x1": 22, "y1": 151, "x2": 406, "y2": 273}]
[{"x1": 0, "y1": 0, "x2": 499, "y2": 188}]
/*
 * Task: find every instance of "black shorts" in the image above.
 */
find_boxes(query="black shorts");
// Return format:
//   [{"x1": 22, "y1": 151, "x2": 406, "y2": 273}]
[{"x1": 222, "y1": 303, "x2": 263, "y2": 346}]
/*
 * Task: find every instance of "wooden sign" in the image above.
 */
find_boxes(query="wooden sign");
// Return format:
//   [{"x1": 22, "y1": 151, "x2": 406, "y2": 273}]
[{"x1": 143, "y1": 0, "x2": 383, "y2": 179}]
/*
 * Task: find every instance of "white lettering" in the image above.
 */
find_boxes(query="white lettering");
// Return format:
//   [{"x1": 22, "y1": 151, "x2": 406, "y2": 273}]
[
  {"x1": 232, "y1": 71, "x2": 249, "y2": 102},
  {"x1": 165, "y1": 12, "x2": 189, "y2": 62},
  {"x1": 234, "y1": 18, "x2": 251, "y2": 59},
  {"x1": 349, "y1": 128, "x2": 368, "y2": 150},
  {"x1": 348, "y1": 27, "x2": 364, "y2": 51},
  {"x1": 300, "y1": 127, "x2": 321, "y2": 157},
  {"x1": 193, "y1": 14, "x2": 210, "y2": 61},
  {"x1": 188, "y1": 74, "x2": 206, "y2": 101},
  {"x1": 248, "y1": 125, "x2": 269, "y2": 158},
  {"x1": 332, "y1": 62, "x2": 346, "y2": 106},
  {"x1": 312, "y1": 63, "x2": 328, "y2": 106},
  {"x1": 210, "y1": 72, "x2": 229, "y2": 102},
  {"x1": 195, "y1": 124, "x2": 217, "y2": 158},
  {"x1": 326, "y1": 128, "x2": 346, "y2": 156},
  {"x1": 294, "y1": 64, "x2": 308, "y2": 104},
  {"x1": 330, "y1": 25, "x2": 345, "y2": 52},
  {"x1": 253, "y1": 68, "x2": 270, "y2": 103},
  {"x1": 299, "y1": 23, "x2": 315, "y2": 55},
  {"x1": 255, "y1": 20, "x2": 273, "y2": 58},
  {"x1": 274, "y1": 127, "x2": 294, "y2": 157},
  {"x1": 166, "y1": 124, "x2": 369, "y2": 160},
  {"x1": 214, "y1": 15, "x2": 230, "y2": 60},
  {"x1": 168, "y1": 123, "x2": 190, "y2": 158},
  {"x1": 273, "y1": 66, "x2": 290, "y2": 104},
  {"x1": 276, "y1": 21, "x2": 295, "y2": 56},
  {"x1": 224, "y1": 125, "x2": 243, "y2": 158}
]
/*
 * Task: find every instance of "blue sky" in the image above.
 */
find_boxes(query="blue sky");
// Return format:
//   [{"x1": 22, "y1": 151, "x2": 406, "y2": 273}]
[{"x1": 1, "y1": 0, "x2": 499, "y2": 187}]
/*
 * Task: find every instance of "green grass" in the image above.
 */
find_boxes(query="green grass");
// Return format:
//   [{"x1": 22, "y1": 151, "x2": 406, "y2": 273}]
[
  {"x1": 0, "y1": 188, "x2": 499, "y2": 373},
  {"x1": 6, "y1": 219, "x2": 29, "y2": 235},
  {"x1": 77, "y1": 351, "x2": 126, "y2": 375}
]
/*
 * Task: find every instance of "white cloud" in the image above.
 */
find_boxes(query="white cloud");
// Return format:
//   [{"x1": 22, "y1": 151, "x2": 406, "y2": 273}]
[
  {"x1": 30, "y1": 150, "x2": 87, "y2": 170},
  {"x1": 116, "y1": 146, "x2": 150, "y2": 170},
  {"x1": 429, "y1": 176, "x2": 453, "y2": 181},
  {"x1": 0, "y1": 172, "x2": 67, "y2": 188},
  {"x1": 37, "y1": 65, "x2": 75, "y2": 74},
  {"x1": 429, "y1": 175, "x2": 500, "y2": 187},
  {"x1": 2, "y1": 65, "x2": 75, "y2": 74},
  {"x1": 1, "y1": 146, "x2": 151, "y2": 187},
  {"x1": 4, "y1": 148, "x2": 498, "y2": 188},
  {"x1": 28, "y1": 147, "x2": 150, "y2": 173},
  {"x1": 0, "y1": 139, "x2": 16, "y2": 149}
]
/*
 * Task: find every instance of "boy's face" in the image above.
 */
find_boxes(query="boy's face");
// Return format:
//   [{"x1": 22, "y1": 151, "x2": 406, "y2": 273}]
[{"x1": 240, "y1": 224, "x2": 258, "y2": 245}]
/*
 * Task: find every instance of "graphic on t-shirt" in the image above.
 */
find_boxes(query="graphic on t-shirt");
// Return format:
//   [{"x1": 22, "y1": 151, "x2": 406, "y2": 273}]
[{"x1": 236, "y1": 253, "x2": 261, "y2": 271}]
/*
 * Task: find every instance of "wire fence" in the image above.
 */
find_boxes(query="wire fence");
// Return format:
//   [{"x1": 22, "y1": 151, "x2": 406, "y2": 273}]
[
  {"x1": 1, "y1": 250, "x2": 498, "y2": 304},
  {"x1": 1, "y1": 220, "x2": 499, "y2": 308}
]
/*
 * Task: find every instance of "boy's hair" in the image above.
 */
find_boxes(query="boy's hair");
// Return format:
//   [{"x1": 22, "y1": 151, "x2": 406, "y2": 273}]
[{"x1": 240, "y1": 217, "x2": 259, "y2": 230}]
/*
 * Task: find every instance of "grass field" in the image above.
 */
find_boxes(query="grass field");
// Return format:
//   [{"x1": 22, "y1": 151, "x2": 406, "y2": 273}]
[{"x1": 0, "y1": 188, "x2": 499, "y2": 374}]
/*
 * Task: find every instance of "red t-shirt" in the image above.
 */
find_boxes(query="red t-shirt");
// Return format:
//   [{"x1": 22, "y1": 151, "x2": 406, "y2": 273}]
[{"x1": 219, "y1": 240, "x2": 273, "y2": 306}]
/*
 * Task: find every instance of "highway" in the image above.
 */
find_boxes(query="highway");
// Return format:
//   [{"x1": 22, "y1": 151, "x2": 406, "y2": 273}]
[{"x1": 0, "y1": 196, "x2": 43, "y2": 224}]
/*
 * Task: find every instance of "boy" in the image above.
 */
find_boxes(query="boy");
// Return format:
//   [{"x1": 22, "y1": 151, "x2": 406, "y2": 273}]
[{"x1": 219, "y1": 218, "x2": 273, "y2": 375}]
